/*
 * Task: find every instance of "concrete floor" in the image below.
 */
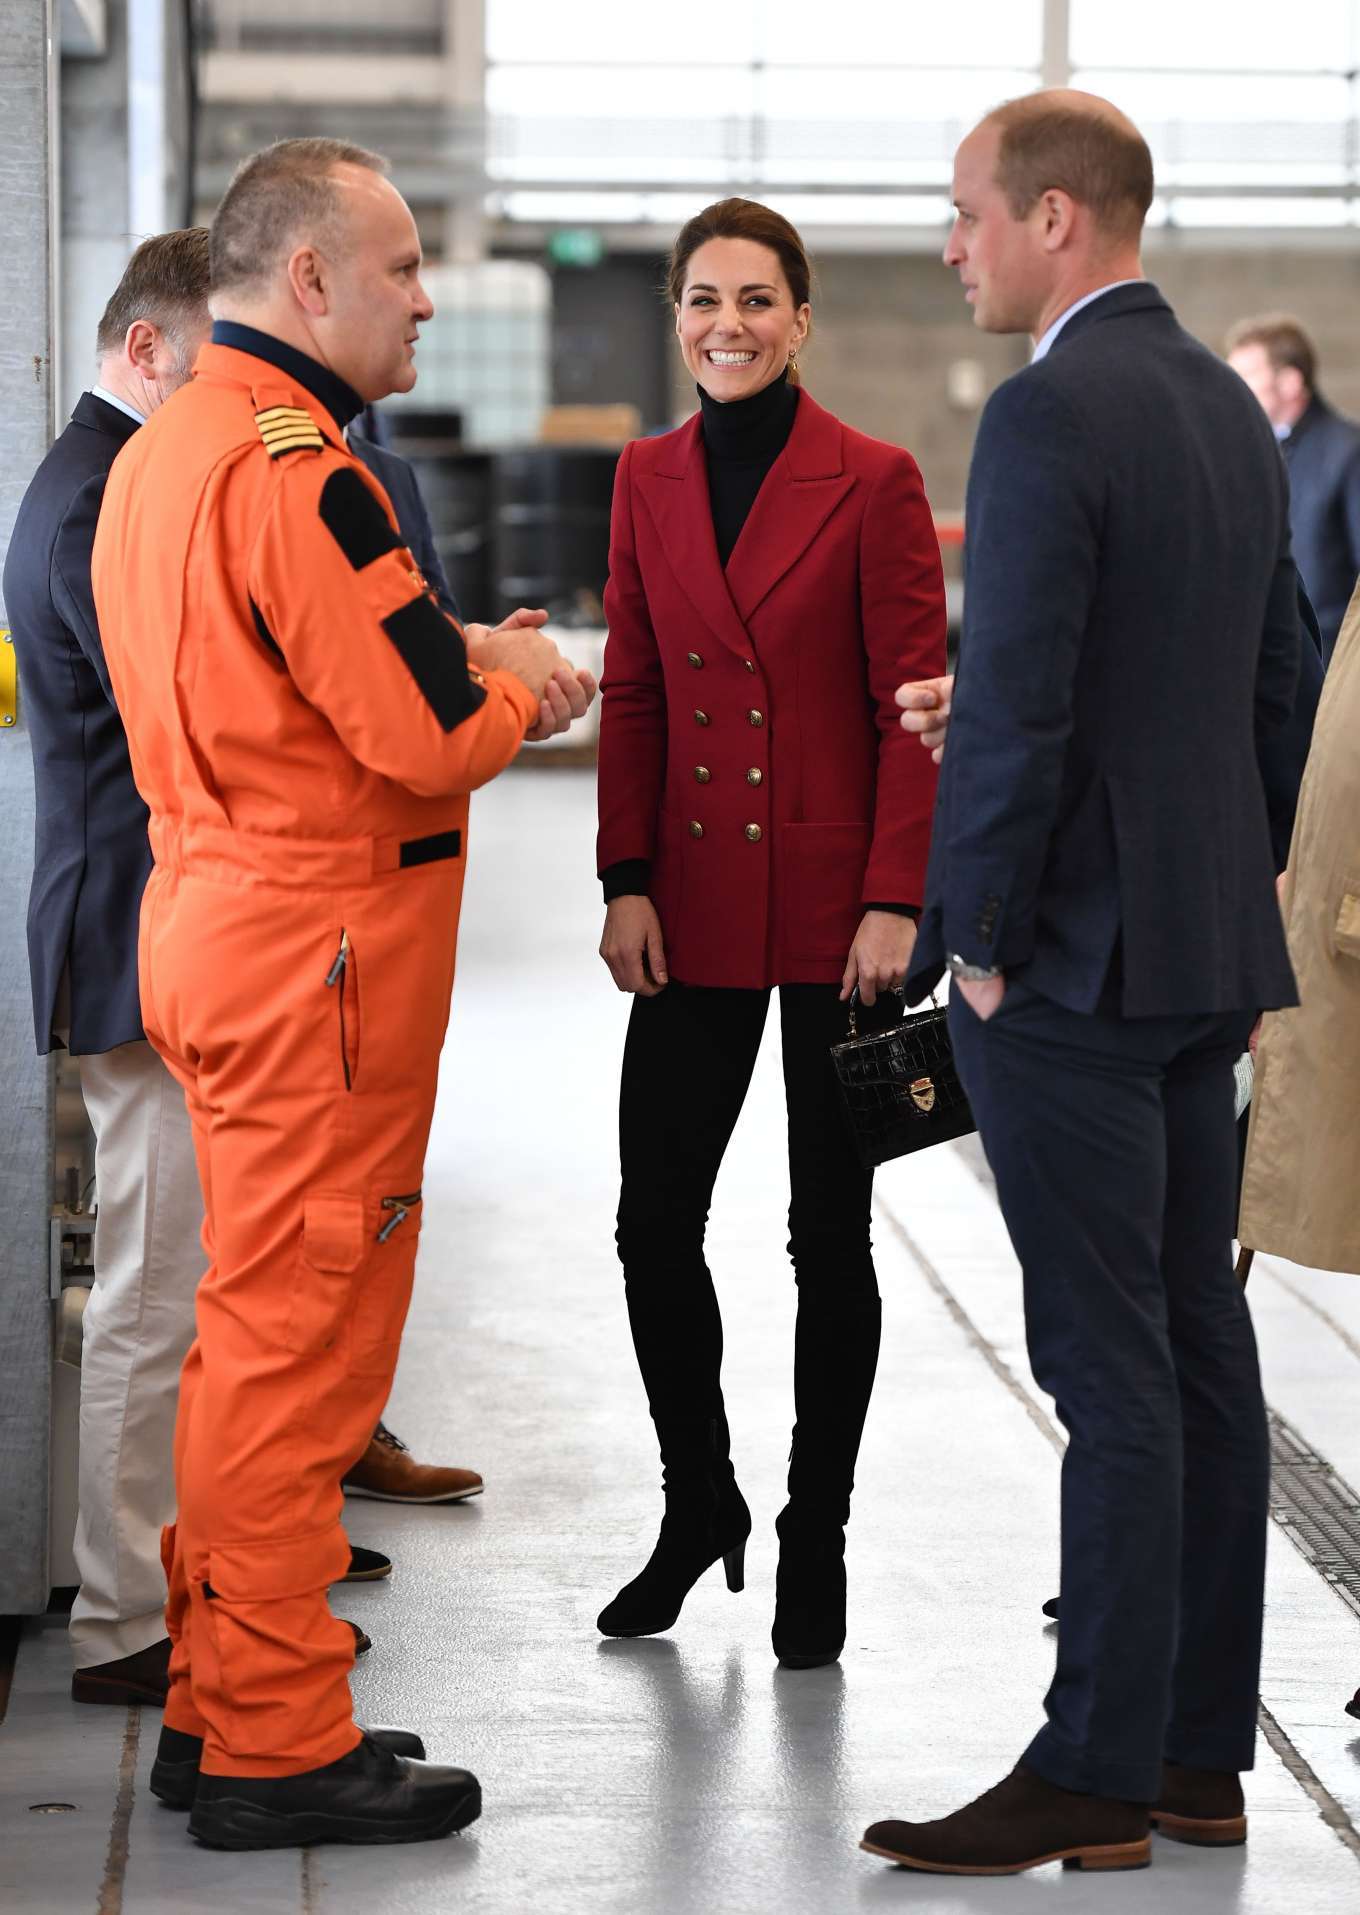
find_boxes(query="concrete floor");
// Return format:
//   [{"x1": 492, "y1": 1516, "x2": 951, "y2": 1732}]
[{"x1": 3, "y1": 763, "x2": 1360, "y2": 1914}]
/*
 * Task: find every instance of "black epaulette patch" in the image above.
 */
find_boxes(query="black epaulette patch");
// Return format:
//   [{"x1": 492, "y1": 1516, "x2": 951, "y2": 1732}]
[
  {"x1": 319, "y1": 467, "x2": 404, "y2": 569},
  {"x1": 255, "y1": 404, "x2": 325, "y2": 459},
  {"x1": 382, "y1": 593, "x2": 487, "y2": 732}
]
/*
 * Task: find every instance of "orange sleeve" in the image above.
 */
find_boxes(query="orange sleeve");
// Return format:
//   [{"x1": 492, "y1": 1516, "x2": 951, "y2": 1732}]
[{"x1": 247, "y1": 450, "x2": 536, "y2": 798}]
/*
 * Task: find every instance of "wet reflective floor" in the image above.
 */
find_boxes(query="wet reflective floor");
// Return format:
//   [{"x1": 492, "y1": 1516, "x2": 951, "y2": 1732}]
[{"x1": 3, "y1": 765, "x2": 1359, "y2": 1913}]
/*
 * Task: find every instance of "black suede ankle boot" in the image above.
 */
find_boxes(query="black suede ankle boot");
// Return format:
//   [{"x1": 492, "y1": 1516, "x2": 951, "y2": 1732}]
[
  {"x1": 598, "y1": 1416, "x2": 751, "y2": 1638},
  {"x1": 771, "y1": 1505, "x2": 847, "y2": 1668},
  {"x1": 772, "y1": 1284, "x2": 879, "y2": 1668}
]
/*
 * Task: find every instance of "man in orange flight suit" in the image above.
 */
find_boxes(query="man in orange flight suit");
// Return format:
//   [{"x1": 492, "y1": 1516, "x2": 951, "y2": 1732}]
[{"x1": 91, "y1": 136, "x2": 590, "y2": 1851}]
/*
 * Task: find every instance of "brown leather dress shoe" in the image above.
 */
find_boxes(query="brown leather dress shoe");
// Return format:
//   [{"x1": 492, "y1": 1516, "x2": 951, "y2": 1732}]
[
  {"x1": 73, "y1": 1624, "x2": 370, "y2": 1706},
  {"x1": 1150, "y1": 1761, "x2": 1246, "y2": 1845},
  {"x1": 861, "y1": 1765, "x2": 1151, "y2": 1875},
  {"x1": 72, "y1": 1637, "x2": 171, "y2": 1706},
  {"x1": 342, "y1": 1422, "x2": 483, "y2": 1505}
]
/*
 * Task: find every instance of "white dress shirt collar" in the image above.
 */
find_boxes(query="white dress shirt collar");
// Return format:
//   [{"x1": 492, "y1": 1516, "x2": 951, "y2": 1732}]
[
  {"x1": 90, "y1": 384, "x2": 146, "y2": 427},
  {"x1": 1031, "y1": 280, "x2": 1146, "y2": 363}
]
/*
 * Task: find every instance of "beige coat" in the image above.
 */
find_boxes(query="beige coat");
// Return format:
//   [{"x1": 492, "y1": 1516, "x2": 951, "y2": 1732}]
[{"x1": 1239, "y1": 585, "x2": 1360, "y2": 1273}]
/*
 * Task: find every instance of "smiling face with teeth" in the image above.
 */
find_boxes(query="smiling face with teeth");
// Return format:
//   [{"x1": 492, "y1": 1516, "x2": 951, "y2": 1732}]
[{"x1": 675, "y1": 236, "x2": 811, "y2": 404}]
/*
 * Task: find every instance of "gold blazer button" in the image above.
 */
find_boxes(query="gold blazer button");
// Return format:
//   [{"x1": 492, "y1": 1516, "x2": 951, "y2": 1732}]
[
  {"x1": 689, "y1": 820, "x2": 705, "y2": 839},
  {"x1": 694, "y1": 766, "x2": 711, "y2": 783},
  {"x1": 687, "y1": 651, "x2": 704, "y2": 669},
  {"x1": 746, "y1": 768, "x2": 763, "y2": 786},
  {"x1": 694, "y1": 709, "x2": 710, "y2": 726},
  {"x1": 748, "y1": 709, "x2": 764, "y2": 727},
  {"x1": 744, "y1": 823, "x2": 763, "y2": 843}
]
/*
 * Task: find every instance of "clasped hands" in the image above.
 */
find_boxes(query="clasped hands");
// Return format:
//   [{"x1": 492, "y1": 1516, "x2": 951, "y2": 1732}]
[{"x1": 462, "y1": 607, "x2": 598, "y2": 742}]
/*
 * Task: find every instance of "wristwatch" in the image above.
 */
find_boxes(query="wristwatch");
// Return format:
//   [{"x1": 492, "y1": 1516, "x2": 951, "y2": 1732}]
[{"x1": 947, "y1": 953, "x2": 1003, "y2": 982}]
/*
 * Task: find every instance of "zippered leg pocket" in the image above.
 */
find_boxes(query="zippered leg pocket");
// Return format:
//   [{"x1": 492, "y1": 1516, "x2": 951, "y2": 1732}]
[
  {"x1": 351, "y1": 1189, "x2": 424, "y2": 1376},
  {"x1": 325, "y1": 930, "x2": 361, "y2": 1091}
]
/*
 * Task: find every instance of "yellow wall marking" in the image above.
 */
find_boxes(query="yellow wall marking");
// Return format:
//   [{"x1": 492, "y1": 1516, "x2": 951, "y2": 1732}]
[{"x1": 0, "y1": 628, "x2": 15, "y2": 728}]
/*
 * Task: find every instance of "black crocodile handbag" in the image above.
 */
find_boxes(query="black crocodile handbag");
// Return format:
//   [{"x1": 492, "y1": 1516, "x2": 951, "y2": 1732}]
[{"x1": 830, "y1": 991, "x2": 977, "y2": 1168}]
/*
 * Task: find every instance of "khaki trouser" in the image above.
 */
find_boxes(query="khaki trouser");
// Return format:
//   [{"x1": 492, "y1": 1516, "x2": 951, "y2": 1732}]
[{"x1": 71, "y1": 1039, "x2": 204, "y2": 1668}]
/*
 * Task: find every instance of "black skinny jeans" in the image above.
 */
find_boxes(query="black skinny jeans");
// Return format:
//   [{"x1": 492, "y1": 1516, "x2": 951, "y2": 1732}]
[{"x1": 616, "y1": 981, "x2": 896, "y2": 1521}]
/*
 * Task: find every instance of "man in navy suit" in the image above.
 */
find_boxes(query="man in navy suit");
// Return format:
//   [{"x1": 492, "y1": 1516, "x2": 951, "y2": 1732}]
[
  {"x1": 863, "y1": 92, "x2": 1299, "y2": 1876},
  {"x1": 4, "y1": 235, "x2": 494, "y2": 1707}
]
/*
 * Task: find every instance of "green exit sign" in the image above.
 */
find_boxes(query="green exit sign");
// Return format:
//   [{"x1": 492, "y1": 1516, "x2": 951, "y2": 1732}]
[{"x1": 549, "y1": 228, "x2": 604, "y2": 268}]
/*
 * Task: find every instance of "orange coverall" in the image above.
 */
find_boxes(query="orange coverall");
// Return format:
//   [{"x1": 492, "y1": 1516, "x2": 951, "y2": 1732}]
[{"x1": 90, "y1": 340, "x2": 537, "y2": 1777}]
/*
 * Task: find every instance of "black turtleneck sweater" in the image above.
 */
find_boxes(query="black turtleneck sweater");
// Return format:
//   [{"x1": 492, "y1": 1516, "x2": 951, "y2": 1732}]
[{"x1": 700, "y1": 366, "x2": 800, "y2": 570}]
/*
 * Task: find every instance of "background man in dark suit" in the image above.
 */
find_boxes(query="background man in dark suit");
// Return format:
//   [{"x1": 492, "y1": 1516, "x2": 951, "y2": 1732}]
[
  {"x1": 1227, "y1": 313, "x2": 1360, "y2": 664},
  {"x1": 862, "y1": 91, "x2": 1300, "y2": 1876},
  {"x1": 4, "y1": 232, "x2": 215, "y2": 1706}
]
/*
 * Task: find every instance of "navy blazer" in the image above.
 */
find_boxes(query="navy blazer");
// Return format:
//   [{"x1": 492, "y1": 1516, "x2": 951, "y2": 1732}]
[
  {"x1": 5, "y1": 394, "x2": 149, "y2": 1054},
  {"x1": 1281, "y1": 394, "x2": 1360, "y2": 663},
  {"x1": 909, "y1": 282, "x2": 1299, "y2": 1020},
  {"x1": 3, "y1": 397, "x2": 460, "y2": 1057}
]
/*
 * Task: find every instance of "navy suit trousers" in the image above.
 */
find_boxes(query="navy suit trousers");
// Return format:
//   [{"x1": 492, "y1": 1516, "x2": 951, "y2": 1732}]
[{"x1": 950, "y1": 983, "x2": 1267, "y2": 1799}]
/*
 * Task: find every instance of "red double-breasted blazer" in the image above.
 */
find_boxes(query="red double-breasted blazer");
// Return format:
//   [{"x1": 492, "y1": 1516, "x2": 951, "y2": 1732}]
[{"x1": 597, "y1": 390, "x2": 946, "y2": 989}]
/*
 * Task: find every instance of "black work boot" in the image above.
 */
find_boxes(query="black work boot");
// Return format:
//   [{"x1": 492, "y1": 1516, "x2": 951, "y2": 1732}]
[
  {"x1": 151, "y1": 1723, "x2": 427, "y2": 1812},
  {"x1": 597, "y1": 1414, "x2": 751, "y2": 1638},
  {"x1": 188, "y1": 1730, "x2": 479, "y2": 1850}
]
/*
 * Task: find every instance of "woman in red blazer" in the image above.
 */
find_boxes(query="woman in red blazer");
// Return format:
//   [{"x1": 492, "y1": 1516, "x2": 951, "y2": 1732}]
[{"x1": 595, "y1": 199, "x2": 945, "y2": 1668}]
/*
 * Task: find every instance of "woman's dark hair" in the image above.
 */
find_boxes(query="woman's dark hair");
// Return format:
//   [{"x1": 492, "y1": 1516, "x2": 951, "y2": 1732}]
[{"x1": 667, "y1": 198, "x2": 813, "y2": 371}]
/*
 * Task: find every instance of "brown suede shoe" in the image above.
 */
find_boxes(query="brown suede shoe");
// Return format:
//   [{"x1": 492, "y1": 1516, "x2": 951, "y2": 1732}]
[
  {"x1": 1150, "y1": 1761, "x2": 1246, "y2": 1846},
  {"x1": 342, "y1": 1422, "x2": 483, "y2": 1505},
  {"x1": 72, "y1": 1637, "x2": 171, "y2": 1706},
  {"x1": 861, "y1": 1765, "x2": 1151, "y2": 1875}
]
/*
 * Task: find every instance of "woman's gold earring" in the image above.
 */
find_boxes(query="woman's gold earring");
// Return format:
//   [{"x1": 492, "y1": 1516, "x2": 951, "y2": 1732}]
[{"x1": 788, "y1": 348, "x2": 799, "y2": 371}]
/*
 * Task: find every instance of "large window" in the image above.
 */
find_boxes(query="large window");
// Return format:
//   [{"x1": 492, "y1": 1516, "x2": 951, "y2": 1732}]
[
  {"x1": 487, "y1": 0, "x2": 1360, "y2": 234},
  {"x1": 485, "y1": 0, "x2": 1044, "y2": 229},
  {"x1": 1073, "y1": 0, "x2": 1360, "y2": 223}
]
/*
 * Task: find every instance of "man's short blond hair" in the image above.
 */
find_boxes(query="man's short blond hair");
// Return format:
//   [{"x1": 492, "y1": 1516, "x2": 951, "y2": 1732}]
[
  {"x1": 988, "y1": 93, "x2": 1154, "y2": 245},
  {"x1": 210, "y1": 137, "x2": 390, "y2": 297}
]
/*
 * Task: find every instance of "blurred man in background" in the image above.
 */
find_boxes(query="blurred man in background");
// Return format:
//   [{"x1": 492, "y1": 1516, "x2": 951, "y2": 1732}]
[{"x1": 1228, "y1": 313, "x2": 1360, "y2": 664}]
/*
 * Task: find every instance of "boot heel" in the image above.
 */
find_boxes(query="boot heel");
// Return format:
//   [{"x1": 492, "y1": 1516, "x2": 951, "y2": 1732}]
[
  {"x1": 723, "y1": 1541, "x2": 746, "y2": 1593},
  {"x1": 1063, "y1": 1838, "x2": 1152, "y2": 1872}
]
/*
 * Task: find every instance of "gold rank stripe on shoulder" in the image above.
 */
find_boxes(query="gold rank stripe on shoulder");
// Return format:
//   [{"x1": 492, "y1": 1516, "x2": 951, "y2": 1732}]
[{"x1": 255, "y1": 405, "x2": 325, "y2": 458}]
